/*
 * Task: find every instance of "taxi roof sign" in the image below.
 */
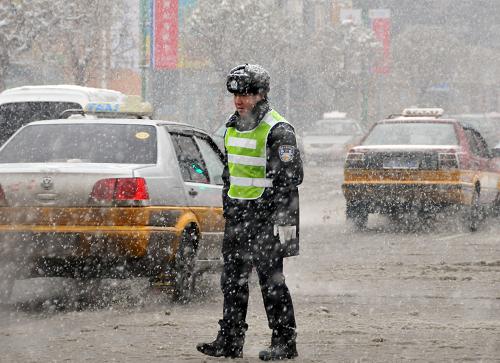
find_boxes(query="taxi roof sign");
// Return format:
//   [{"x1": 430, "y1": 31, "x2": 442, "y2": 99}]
[
  {"x1": 402, "y1": 108, "x2": 444, "y2": 117},
  {"x1": 84, "y1": 95, "x2": 153, "y2": 118}
]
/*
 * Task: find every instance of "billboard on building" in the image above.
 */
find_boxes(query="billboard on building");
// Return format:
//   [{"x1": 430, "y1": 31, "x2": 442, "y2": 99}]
[
  {"x1": 153, "y1": 0, "x2": 179, "y2": 70},
  {"x1": 369, "y1": 9, "x2": 391, "y2": 74}
]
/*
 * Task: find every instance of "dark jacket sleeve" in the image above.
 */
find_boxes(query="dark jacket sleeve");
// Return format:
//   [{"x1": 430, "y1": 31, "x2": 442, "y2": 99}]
[
  {"x1": 221, "y1": 128, "x2": 231, "y2": 218},
  {"x1": 266, "y1": 122, "x2": 303, "y2": 225}
]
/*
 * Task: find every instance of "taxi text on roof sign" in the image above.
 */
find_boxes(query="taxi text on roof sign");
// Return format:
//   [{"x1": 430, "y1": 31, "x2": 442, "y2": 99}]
[
  {"x1": 83, "y1": 95, "x2": 153, "y2": 118},
  {"x1": 86, "y1": 103, "x2": 121, "y2": 113},
  {"x1": 402, "y1": 108, "x2": 444, "y2": 117}
]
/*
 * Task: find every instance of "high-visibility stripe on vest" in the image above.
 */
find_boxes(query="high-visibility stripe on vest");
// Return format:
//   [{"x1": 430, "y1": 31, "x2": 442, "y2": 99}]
[{"x1": 225, "y1": 109, "x2": 289, "y2": 200}]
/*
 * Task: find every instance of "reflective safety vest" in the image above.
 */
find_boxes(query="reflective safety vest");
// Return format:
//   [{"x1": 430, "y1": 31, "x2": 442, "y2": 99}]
[{"x1": 225, "y1": 109, "x2": 290, "y2": 200}]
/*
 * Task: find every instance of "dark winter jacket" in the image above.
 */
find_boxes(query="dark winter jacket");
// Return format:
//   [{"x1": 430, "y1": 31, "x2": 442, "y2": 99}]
[{"x1": 222, "y1": 100, "x2": 303, "y2": 256}]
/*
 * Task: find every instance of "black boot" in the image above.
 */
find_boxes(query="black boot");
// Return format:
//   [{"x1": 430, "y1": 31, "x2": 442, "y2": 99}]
[
  {"x1": 196, "y1": 320, "x2": 247, "y2": 358},
  {"x1": 259, "y1": 328, "x2": 298, "y2": 361}
]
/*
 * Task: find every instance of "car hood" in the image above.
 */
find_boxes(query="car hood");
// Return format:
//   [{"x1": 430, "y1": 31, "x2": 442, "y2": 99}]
[{"x1": 0, "y1": 163, "x2": 151, "y2": 207}]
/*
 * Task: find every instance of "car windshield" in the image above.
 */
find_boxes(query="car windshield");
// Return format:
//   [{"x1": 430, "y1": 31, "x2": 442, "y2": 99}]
[
  {"x1": 363, "y1": 122, "x2": 458, "y2": 146},
  {"x1": 307, "y1": 120, "x2": 360, "y2": 136},
  {"x1": 0, "y1": 123, "x2": 157, "y2": 164}
]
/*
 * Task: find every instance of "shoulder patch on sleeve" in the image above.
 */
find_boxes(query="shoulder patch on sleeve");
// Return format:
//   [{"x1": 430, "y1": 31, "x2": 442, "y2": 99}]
[{"x1": 278, "y1": 145, "x2": 296, "y2": 162}]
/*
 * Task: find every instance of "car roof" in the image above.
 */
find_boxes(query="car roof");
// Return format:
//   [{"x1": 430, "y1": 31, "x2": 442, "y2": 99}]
[
  {"x1": 22, "y1": 118, "x2": 210, "y2": 134},
  {"x1": 376, "y1": 117, "x2": 485, "y2": 134},
  {"x1": 449, "y1": 113, "x2": 489, "y2": 119},
  {"x1": 317, "y1": 118, "x2": 358, "y2": 123},
  {"x1": 0, "y1": 85, "x2": 126, "y2": 105},
  {"x1": 379, "y1": 117, "x2": 459, "y2": 123}
]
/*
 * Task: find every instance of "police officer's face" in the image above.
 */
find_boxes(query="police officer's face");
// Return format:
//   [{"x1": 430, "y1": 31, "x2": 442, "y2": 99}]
[{"x1": 234, "y1": 93, "x2": 263, "y2": 117}]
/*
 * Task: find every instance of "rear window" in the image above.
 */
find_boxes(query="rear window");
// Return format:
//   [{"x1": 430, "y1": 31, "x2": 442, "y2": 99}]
[
  {"x1": 0, "y1": 102, "x2": 81, "y2": 144},
  {"x1": 0, "y1": 124, "x2": 157, "y2": 164},
  {"x1": 363, "y1": 122, "x2": 458, "y2": 146}
]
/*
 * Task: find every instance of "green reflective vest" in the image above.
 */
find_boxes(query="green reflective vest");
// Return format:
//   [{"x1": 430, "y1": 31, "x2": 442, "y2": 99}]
[{"x1": 225, "y1": 109, "x2": 289, "y2": 200}]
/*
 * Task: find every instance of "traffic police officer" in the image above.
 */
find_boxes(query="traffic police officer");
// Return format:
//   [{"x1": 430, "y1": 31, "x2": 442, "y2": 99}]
[{"x1": 197, "y1": 64, "x2": 303, "y2": 360}]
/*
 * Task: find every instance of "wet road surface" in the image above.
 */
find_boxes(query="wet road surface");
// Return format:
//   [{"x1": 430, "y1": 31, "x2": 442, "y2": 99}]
[{"x1": 0, "y1": 165, "x2": 499, "y2": 362}]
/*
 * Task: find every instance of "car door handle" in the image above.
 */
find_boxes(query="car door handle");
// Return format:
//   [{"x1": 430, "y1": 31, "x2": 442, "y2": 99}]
[{"x1": 188, "y1": 188, "x2": 198, "y2": 197}]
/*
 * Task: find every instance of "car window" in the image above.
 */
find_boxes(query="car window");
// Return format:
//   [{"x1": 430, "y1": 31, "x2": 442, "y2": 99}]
[
  {"x1": 0, "y1": 102, "x2": 82, "y2": 144},
  {"x1": 0, "y1": 123, "x2": 157, "y2": 164},
  {"x1": 170, "y1": 133, "x2": 209, "y2": 184},
  {"x1": 464, "y1": 129, "x2": 481, "y2": 156},
  {"x1": 464, "y1": 129, "x2": 479, "y2": 156},
  {"x1": 458, "y1": 117, "x2": 496, "y2": 145},
  {"x1": 473, "y1": 132, "x2": 490, "y2": 158},
  {"x1": 465, "y1": 129, "x2": 490, "y2": 158},
  {"x1": 363, "y1": 123, "x2": 458, "y2": 146},
  {"x1": 195, "y1": 136, "x2": 224, "y2": 185}
]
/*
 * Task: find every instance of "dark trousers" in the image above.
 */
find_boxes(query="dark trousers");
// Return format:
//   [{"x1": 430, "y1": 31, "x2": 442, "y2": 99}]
[{"x1": 220, "y1": 222, "x2": 296, "y2": 333}]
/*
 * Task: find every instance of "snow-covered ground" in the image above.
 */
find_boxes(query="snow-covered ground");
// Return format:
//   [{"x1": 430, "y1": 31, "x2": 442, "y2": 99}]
[{"x1": 0, "y1": 165, "x2": 499, "y2": 362}]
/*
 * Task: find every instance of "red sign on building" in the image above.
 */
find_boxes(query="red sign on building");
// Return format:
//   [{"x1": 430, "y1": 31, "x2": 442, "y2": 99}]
[
  {"x1": 153, "y1": 0, "x2": 179, "y2": 69},
  {"x1": 369, "y1": 9, "x2": 391, "y2": 74}
]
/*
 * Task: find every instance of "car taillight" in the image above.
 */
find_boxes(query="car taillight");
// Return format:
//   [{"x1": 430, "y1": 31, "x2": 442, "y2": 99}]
[
  {"x1": 345, "y1": 152, "x2": 365, "y2": 168},
  {"x1": 90, "y1": 178, "x2": 149, "y2": 202},
  {"x1": 115, "y1": 178, "x2": 149, "y2": 200},
  {"x1": 438, "y1": 153, "x2": 459, "y2": 169}
]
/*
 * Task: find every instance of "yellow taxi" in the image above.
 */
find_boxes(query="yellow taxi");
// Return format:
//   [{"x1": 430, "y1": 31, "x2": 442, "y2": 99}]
[
  {"x1": 0, "y1": 102, "x2": 225, "y2": 304},
  {"x1": 342, "y1": 108, "x2": 500, "y2": 230}
]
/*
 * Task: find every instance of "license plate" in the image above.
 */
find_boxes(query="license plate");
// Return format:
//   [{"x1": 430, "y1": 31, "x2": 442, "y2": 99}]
[{"x1": 383, "y1": 158, "x2": 418, "y2": 169}]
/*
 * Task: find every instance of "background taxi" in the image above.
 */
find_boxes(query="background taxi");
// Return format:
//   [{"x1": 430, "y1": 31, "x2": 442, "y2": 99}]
[
  {"x1": 342, "y1": 108, "x2": 500, "y2": 231},
  {"x1": 303, "y1": 111, "x2": 363, "y2": 163},
  {"x1": 0, "y1": 115, "x2": 225, "y2": 304}
]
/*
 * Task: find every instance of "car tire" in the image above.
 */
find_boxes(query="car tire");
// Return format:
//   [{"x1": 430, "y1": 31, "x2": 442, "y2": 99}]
[
  {"x1": 467, "y1": 188, "x2": 481, "y2": 232},
  {"x1": 346, "y1": 202, "x2": 368, "y2": 230},
  {"x1": 0, "y1": 261, "x2": 17, "y2": 305},
  {"x1": 172, "y1": 227, "x2": 199, "y2": 303}
]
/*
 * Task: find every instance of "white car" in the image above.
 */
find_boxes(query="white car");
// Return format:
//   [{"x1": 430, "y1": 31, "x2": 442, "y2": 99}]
[
  {"x1": 303, "y1": 114, "x2": 363, "y2": 163},
  {"x1": 0, "y1": 84, "x2": 155, "y2": 149},
  {"x1": 0, "y1": 118, "x2": 225, "y2": 303}
]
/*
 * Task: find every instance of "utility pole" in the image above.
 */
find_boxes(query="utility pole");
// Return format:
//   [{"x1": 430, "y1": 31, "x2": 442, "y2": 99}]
[
  {"x1": 140, "y1": 0, "x2": 151, "y2": 101},
  {"x1": 101, "y1": 27, "x2": 108, "y2": 89},
  {"x1": 360, "y1": 5, "x2": 369, "y2": 127}
]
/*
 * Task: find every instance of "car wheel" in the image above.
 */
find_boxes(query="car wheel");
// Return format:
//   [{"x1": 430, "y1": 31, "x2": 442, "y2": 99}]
[
  {"x1": 346, "y1": 202, "x2": 368, "y2": 230},
  {"x1": 0, "y1": 261, "x2": 17, "y2": 305},
  {"x1": 467, "y1": 188, "x2": 481, "y2": 232},
  {"x1": 172, "y1": 227, "x2": 199, "y2": 303}
]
